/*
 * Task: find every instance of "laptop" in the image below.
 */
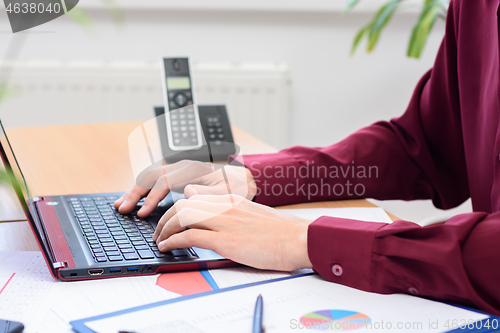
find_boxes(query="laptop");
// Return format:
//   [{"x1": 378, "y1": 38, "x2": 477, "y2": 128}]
[{"x1": 0, "y1": 120, "x2": 235, "y2": 281}]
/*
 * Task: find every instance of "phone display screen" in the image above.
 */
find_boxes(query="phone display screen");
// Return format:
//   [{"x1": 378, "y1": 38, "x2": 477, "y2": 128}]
[{"x1": 166, "y1": 77, "x2": 191, "y2": 90}]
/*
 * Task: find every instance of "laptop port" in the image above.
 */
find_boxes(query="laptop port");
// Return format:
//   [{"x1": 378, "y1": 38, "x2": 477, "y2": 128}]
[
  {"x1": 109, "y1": 268, "x2": 122, "y2": 274},
  {"x1": 127, "y1": 267, "x2": 139, "y2": 273},
  {"x1": 88, "y1": 269, "x2": 104, "y2": 276}
]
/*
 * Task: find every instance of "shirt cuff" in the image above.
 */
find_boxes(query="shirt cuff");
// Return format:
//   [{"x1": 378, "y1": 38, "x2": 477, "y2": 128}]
[
  {"x1": 230, "y1": 152, "x2": 305, "y2": 207},
  {"x1": 308, "y1": 216, "x2": 385, "y2": 291}
]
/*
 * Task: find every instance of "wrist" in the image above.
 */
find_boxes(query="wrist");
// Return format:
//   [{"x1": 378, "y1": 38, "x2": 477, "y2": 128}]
[
  {"x1": 296, "y1": 223, "x2": 313, "y2": 269},
  {"x1": 245, "y1": 167, "x2": 257, "y2": 200}
]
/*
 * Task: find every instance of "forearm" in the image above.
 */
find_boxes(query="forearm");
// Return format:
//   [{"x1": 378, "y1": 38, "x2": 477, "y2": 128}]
[{"x1": 240, "y1": 120, "x2": 435, "y2": 207}]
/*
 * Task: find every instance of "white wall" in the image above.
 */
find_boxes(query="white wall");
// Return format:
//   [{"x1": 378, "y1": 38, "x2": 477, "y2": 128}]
[{"x1": 0, "y1": 2, "x2": 472, "y2": 221}]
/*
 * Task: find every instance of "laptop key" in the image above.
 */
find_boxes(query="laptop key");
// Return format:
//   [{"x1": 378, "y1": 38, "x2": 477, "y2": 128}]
[
  {"x1": 135, "y1": 245, "x2": 149, "y2": 250},
  {"x1": 101, "y1": 242, "x2": 115, "y2": 247},
  {"x1": 124, "y1": 253, "x2": 139, "y2": 260},
  {"x1": 118, "y1": 244, "x2": 132, "y2": 249},
  {"x1": 113, "y1": 235, "x2": 128, "y2": 240},
  {"x1": 106, "y1": 250, "x2": 121, "y2": 256},
  {"x1": 137, "y1": 249, "x2": 154, "y2": 259},
  {"x1": 96, "y1": 258, "x2": 107, "y2": 262},
  {"x1": 121, "y1": 248, "x2": 136, "y2": 253},
  {"x1": 100, "y1": 209, "x2": 114, "y2": 214},
  {"x1": 104, "y1": 246, "x2": 118, "y2": 252},
  {"x1": 171, "y1": 249, "x2": 189, "y2": 257},
  {"x1": 95, "y1": 252, "x2": 106, "y2": 257},
  {"x1": 132, "y1": 240, "x2": 146, "y2": 246},
  {"x1": 153, "y1": 251, "x2": 172, "y2": 258},
  {"x1": 108, "y1": 255, "x2": 123, "y2": 261},
  {"x1": 116, "y1": 240, "x2": 130, "y2": 244},
  {"x1": 98, "y1": 234, "x2": 113, "y2": 239}
]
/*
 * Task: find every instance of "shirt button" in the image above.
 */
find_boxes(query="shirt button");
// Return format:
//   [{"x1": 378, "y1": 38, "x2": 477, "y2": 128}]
[
  {"x1": 331, "y1": 264, "x2": 343, "y2": 277},
  {"x1": 408, "y1": 287, "x2": 419, "y2": 295}
]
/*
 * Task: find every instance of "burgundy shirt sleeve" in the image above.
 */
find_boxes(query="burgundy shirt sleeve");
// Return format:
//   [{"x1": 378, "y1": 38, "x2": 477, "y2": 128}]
[
  {"x1": 308, "y1": 213, "x2": 500, "y2": 316},
  {"x1": 237, "y1": 0, "x2": 500, "y2": 315}
]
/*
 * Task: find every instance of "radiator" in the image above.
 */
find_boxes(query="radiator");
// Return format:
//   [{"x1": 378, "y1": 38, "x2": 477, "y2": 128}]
[{"x1": 0, "y1": 61, "x2": 291, "y2": 149}]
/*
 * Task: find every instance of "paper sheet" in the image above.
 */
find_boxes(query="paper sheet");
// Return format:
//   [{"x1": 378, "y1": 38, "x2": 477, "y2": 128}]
[
  {"x1": 0, "y1": 251, "x2": 177, "y2": 333},
  {"x1": 84, "y1": 274, "x2": 489, "y2": 333},
  {"x1": 279, "y1": 207, "x2": 393, "y2": 223}
]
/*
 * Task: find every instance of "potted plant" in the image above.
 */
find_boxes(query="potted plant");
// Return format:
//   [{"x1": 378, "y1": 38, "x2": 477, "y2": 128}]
[{"x1": 345, "y1": 0, "x2": 450, "y2": 58}]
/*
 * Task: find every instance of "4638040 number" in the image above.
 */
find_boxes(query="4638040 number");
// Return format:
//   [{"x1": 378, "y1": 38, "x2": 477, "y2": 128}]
[{"x1": 5, "y1": 2, "x2": 61, "y2": 14}]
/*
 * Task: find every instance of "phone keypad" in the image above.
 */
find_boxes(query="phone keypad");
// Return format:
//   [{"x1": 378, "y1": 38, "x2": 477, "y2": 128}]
[
  {"x1": 206, "y1": 116, "x2": 225, "y2": 142},
  {"x1": 170, "y1": 106, "x2": 199, "y2": 147}
]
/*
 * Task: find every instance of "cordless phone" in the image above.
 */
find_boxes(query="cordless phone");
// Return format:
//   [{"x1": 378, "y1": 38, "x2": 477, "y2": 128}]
[{"x1": 160, "y1": 57, "x2": 203, "y2": 151}]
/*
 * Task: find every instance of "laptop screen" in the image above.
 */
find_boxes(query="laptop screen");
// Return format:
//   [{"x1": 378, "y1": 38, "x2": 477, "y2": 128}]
[{"x1": 0, "y1": 120, "x2": 54, "y2": 264}]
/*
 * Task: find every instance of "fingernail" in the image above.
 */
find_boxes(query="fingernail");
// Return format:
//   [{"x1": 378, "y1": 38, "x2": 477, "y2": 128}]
[
  {"x1": 158, "y1": 240, "x2": 167, "y2": 251},
  {"x1": 138, "y1": 203, "x2": 147, "y2": 213},
  {"x1": 188, "y1": 185, "x2": 198, "y2": 195},
  {"x1": 152, "y1": 233, "x2": 157, "y2": 242}
]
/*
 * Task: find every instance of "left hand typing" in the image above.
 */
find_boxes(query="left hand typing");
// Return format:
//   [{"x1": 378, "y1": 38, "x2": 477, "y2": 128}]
[{"x1": 153, "y1": 194, "x2": 313, "y2": 271}]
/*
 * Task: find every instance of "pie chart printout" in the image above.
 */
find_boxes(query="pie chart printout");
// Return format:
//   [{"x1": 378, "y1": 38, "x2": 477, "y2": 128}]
[{"x1": 299, "y1": 309, "x2": 371, "y2": 331}]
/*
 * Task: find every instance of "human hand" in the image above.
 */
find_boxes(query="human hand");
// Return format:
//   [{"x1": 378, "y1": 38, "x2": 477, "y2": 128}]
[
  {"x1": 114, "y1": 160, "x2": 257, "y2": 218},
  {"x1": 153, "y1": 194, "x2": 313, "y2": 271}
]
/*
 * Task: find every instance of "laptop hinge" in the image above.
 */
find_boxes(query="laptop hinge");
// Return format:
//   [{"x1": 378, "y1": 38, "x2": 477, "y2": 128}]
[{"x1": 53, "y1": 262, "x2": 68, "y2": 269}]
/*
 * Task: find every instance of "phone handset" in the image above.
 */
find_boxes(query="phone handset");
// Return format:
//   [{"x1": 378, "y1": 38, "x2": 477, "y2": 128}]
[{"x1": 160, "y1": 57, "x2": 203, "y2": 151}]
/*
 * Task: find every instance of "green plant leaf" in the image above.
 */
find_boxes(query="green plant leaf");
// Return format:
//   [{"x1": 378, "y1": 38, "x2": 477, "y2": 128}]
[
  {"x1": 343, "y1": 0, "x2": 362, "y2": 14},
  {"x1": 100, "y1": 0, "x2": 125, "y2": 25},
  {"x1": 0, "y1": 169, "x2": 9, "y2": 186},
  {"x1": 0, "y1": 83, "x2": 19, "y2": 103},
  {"x1": 350, "y1": 25, "x2": 369, "y2": 56},
  {"x1": 407, "y1": 0, "x2": 447, "y2": 58},
  {"x1": 66, "y1": 6, "x2": 95, "y2": 33},
  {"x1": 366, "y1": 0, "x2": 402, "y2": 52}
]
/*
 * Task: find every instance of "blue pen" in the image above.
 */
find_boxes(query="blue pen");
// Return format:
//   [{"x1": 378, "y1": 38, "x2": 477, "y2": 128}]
[{"x1": 252, "y1": 294, "x2": 264, "y2": 333}]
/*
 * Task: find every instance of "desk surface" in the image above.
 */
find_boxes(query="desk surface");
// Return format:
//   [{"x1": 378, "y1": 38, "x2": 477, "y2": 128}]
[{"x1": 0, "y1": 122, "x2": 397, "y2": 252}]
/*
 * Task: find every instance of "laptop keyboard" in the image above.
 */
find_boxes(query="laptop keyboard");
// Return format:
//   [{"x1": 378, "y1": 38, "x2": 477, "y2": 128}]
[{"x1": 68, "y1": 196, "x2": 196, "y2": 263}]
